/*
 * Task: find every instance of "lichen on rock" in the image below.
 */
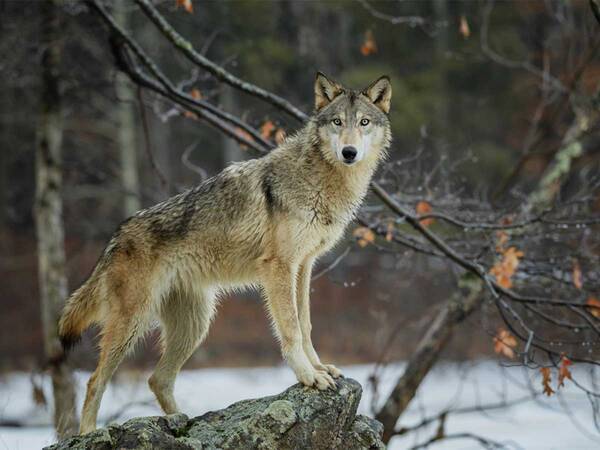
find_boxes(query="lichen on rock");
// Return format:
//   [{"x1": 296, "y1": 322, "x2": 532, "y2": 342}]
[{"x1": 45, "y1": 378, "x2": 385, "y2": 450}]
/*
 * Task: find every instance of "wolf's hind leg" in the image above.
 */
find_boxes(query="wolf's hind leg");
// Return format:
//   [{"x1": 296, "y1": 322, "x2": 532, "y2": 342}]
[
  {"x1": 149, "y1": 288, "x2": 216, "y2": 414},
  {"x1": 80, "y1": 305, "x2": 149, "y2": 434}
]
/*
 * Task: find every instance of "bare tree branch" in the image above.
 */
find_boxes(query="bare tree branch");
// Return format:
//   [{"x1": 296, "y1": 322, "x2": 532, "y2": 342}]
[
  {"x1": 87, "y1": 0, "x2": 273, "y2": 153},
  {"x1": 134, "y1": 0, "x2": 308, "y2": 122}
]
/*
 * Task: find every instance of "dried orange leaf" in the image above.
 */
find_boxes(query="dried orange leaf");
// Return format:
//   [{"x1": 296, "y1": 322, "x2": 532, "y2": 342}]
[
  {"x1": 586, "y1": 297, "x2": 600, "y2": 318},
  {"x1": 360, "y1": 30, "x2": 377, "y2": 56},
  {"x1": 353, "y1": 226, "x2": 375, "y2": 248},
  {"x1": 260, "y1": 120, "x2": 276, "y2": 140},
  {"x1": 385, "y1": 222, "x2": 394, "y2": 242},
  {"x1": 540, "y1": 367, "x2": 555, "y2": 396},
  {"x1": 459, "y1": 15, "x2": 470, "y2": 39},
  {"x1": 572, "y1": 259, "x2": 583, "y2": 290},
  {"x1": 190, "y1": 88, "x2": 202, "y2": 100},
  {"x1": 183, "y1": 110, "x2": 198, "y2": 119},
  {"x1": 176, "y1": 0, "x2": 193, "y2": 13},
  {"x1": 493, "y1": 328, "x2": 517, "y2": 359},
  {"x1": 490, "y1": 247, "x2": 524, "y2": 289},
  {"x1": 416, "y1": 200, "x2": 434, "y2": 227},
  {"x1": 558, "y1": 356, "x2": 572, "y2": 388},
  {"x1": 495, "y1": 230, "x2": 509, "y2": 252},
  {"x1": 274, "y1": 128, "x2": 287, "y2": 145}
]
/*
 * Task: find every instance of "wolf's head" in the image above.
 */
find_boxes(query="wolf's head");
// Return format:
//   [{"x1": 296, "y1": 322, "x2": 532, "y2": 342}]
[{"x1": 313, "y1": 72, "x2": 392, "y2": 166}]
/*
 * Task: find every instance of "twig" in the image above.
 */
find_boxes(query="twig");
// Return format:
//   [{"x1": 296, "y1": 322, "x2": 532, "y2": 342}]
[
  {"x1": 181, "y1": 142, "x2": 208, "y2": 182},
  {"x1": 312, "y1": 246, "x2": 351, "y2": 281},
  {"x1": 136, "y1": 87, "x2": 169, "y2": 191}
]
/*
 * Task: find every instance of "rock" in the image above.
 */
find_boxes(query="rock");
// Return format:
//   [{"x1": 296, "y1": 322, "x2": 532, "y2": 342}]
[{"x1": 45, "y1": 378, "x2": 385, "y2": 450}]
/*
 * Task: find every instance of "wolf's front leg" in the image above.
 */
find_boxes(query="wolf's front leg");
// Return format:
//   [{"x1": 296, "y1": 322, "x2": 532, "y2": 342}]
[
  {"x1": 260, "y1": 257, "x2": 336, "y2": 390},
  {"x1": 297, "y1": 259, "x2": 343, "y2": 379}
]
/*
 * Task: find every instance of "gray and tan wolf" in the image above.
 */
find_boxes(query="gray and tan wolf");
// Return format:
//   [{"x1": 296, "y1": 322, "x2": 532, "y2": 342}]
[{"x1": 59, "y1": 72, "x2": 392, "y2": 433}]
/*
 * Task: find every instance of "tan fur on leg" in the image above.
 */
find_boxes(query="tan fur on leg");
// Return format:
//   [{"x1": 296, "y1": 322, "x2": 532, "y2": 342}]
[
  {"x1": 149, "y1": 288, "x2": 216, "y2": 413},
  {"x1": 260, "y1": 257, "x2": 335, "y2": 390},
  {"x1": 80, "y1": 311, "x2": 148, "y2": 434},
  {"x1": 297, "y1": 258, "x2": 343, "y2": 379}
]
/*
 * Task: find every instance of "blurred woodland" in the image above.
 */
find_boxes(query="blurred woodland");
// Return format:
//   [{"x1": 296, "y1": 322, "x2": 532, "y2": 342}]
[{"x1": 1, "y1": 0, "x2": 600, "y2": 444}]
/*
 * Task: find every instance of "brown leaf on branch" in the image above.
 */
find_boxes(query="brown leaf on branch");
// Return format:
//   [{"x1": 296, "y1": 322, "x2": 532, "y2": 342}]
[
  {"x1": 572, "y1": 259, "x2": 583, "y2": 289},
  {"x1": 353, "y1": 226, "x2": 375, "y2": 248},
  {"x1": 495, "y1": 230, "x2": 509, "y2": 252},
  {"x1": 183, "y1": 89, "x2": 203, "y2": 119},
  {"x1": 415, "y1": 200, "x2": 434, "y2": 227},
  {"x1": 540, "y1": 367, "x2": 555, "y2": 396},
  {"x1": 558, "y1": 356, "x2": 572, "y2": 388},
  {"x1": 459, "y1": 15, "x2": 470, "y2": 39},
  {"x1": 274, "y1": 128, "x2": 287, "y2": 145},
  {"x1": 385, "y1": 222, "x2": 394, "y2": 242},
  {"x1": 360, "y1": 30, "x2": 377, "y2": 56},
  {"x1": 260, "y1": 120, "x2": 276, "y2": 140},
  {"x1": 176, "y1": 0, "x2": 193, "y2": 14},
  {"x1": 183, "y1": 110, "x2": 197, "y2": 119},
  {"x1": 190, "y1": 88, "x2": 202, "y2": 100},
  {"x1": 586, "y1": 297, "x2": 600, "y2": 318},
  {"x1": 493, "y1": 328, "x2": 517, "y2": 359},
  {"x1": 490, "y1": 246, "x2": 524, "y2": 289}
]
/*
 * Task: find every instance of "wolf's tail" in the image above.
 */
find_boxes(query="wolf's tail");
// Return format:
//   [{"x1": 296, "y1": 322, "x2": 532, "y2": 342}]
[{"x1": 58, "y1": 273, "x2": 102, "y2": 353}]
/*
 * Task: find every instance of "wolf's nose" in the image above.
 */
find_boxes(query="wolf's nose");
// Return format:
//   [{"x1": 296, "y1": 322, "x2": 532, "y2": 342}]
[{"x1": 341, "y1": 146, "x2": 357, "y2": 162}]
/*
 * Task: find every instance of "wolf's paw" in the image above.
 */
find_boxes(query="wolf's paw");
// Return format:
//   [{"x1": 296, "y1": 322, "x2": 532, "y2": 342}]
[
  {"x1": 315, "y1": 363, "x2": 343, "y2": 379},
  {"x1": 313, "y1": 370, "x2": 337, "y2": 390},
  {"x1": 297, "y1": 368, "x2": 337, "y2": 390}
]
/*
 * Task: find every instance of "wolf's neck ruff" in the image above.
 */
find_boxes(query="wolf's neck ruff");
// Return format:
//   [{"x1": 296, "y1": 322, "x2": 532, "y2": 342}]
[{"x1": 261, "y1": 121, "x2": 384, "y2": 229}]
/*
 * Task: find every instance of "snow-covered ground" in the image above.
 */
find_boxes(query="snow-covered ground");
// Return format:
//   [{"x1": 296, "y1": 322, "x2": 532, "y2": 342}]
[{"x1": 0, "y1": 361, "x2": 598, "y2": 449}]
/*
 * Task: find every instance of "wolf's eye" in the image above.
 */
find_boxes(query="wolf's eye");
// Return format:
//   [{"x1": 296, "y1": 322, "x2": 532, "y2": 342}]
[
  {"x1": 360, "y1": 118, "x2": 370, "y2": 126},
  {"x1": 332, "y1": 118, "x2": 342, "y2": 126}
]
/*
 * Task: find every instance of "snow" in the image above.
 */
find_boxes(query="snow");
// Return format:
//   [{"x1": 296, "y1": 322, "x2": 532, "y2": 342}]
[{"x1": 0, "y1": 361, "x2": 598, "y2": 449}]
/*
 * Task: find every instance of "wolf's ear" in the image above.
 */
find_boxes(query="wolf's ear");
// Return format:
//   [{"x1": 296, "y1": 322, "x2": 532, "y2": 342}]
[
  {"x1": 362, "y1": 76, "x2": 392, "y2": 114},
  {"x1": 314, "y1": 72, "x2": 344, "y2": 111}
]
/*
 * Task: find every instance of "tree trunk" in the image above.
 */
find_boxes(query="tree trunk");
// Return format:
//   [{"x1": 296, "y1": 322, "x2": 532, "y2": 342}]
[
  {"x1": 376, "y1": 274, "x2": 483, "y2": 442},
  {"x1": 0, "y1": 75, "x2": 8, "y2": 227},
  {"x1": 221, "y1": 85, "x2": 245, "y2": 164},
  {"x1": 35, "y1": 0, "x2": 78, "y2": 439},
  {"x1": 433, "y1": 0, "x2": 450, "y2": 134},
  {"x1": 114, "y1": 0, "x2": 141, "y2": 217}
]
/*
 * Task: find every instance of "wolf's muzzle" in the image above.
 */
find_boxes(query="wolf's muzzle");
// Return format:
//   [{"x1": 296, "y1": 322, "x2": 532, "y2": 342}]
[{"x1": 341, "y1": 146, "x2": 358, "y2": 164}]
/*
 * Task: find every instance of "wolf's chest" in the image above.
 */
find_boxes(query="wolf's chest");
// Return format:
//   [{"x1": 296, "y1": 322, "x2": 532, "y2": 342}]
[
  {"x1": 289, "y1": 218, "x2": 347, "y2": 259},
  {"x1": 289, "y1": 198, "x2": 356, "y2": 258}
]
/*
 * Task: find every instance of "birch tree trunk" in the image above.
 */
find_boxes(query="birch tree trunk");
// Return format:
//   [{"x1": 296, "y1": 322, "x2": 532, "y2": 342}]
[
  {"x1": 114, "y1": 0, "x2": 141, "y2": 217},
  {"x1": 35, "y1": 0, "x2": 78, "y2": 438},
  {"x1": 221, "y1": 85, "x2": 245, "y2": 164}
]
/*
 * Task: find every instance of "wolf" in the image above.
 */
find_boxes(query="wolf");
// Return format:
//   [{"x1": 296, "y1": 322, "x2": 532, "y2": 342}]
[{"x1": 59, "y1": 72, "x2": 392, "y2": 434}]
